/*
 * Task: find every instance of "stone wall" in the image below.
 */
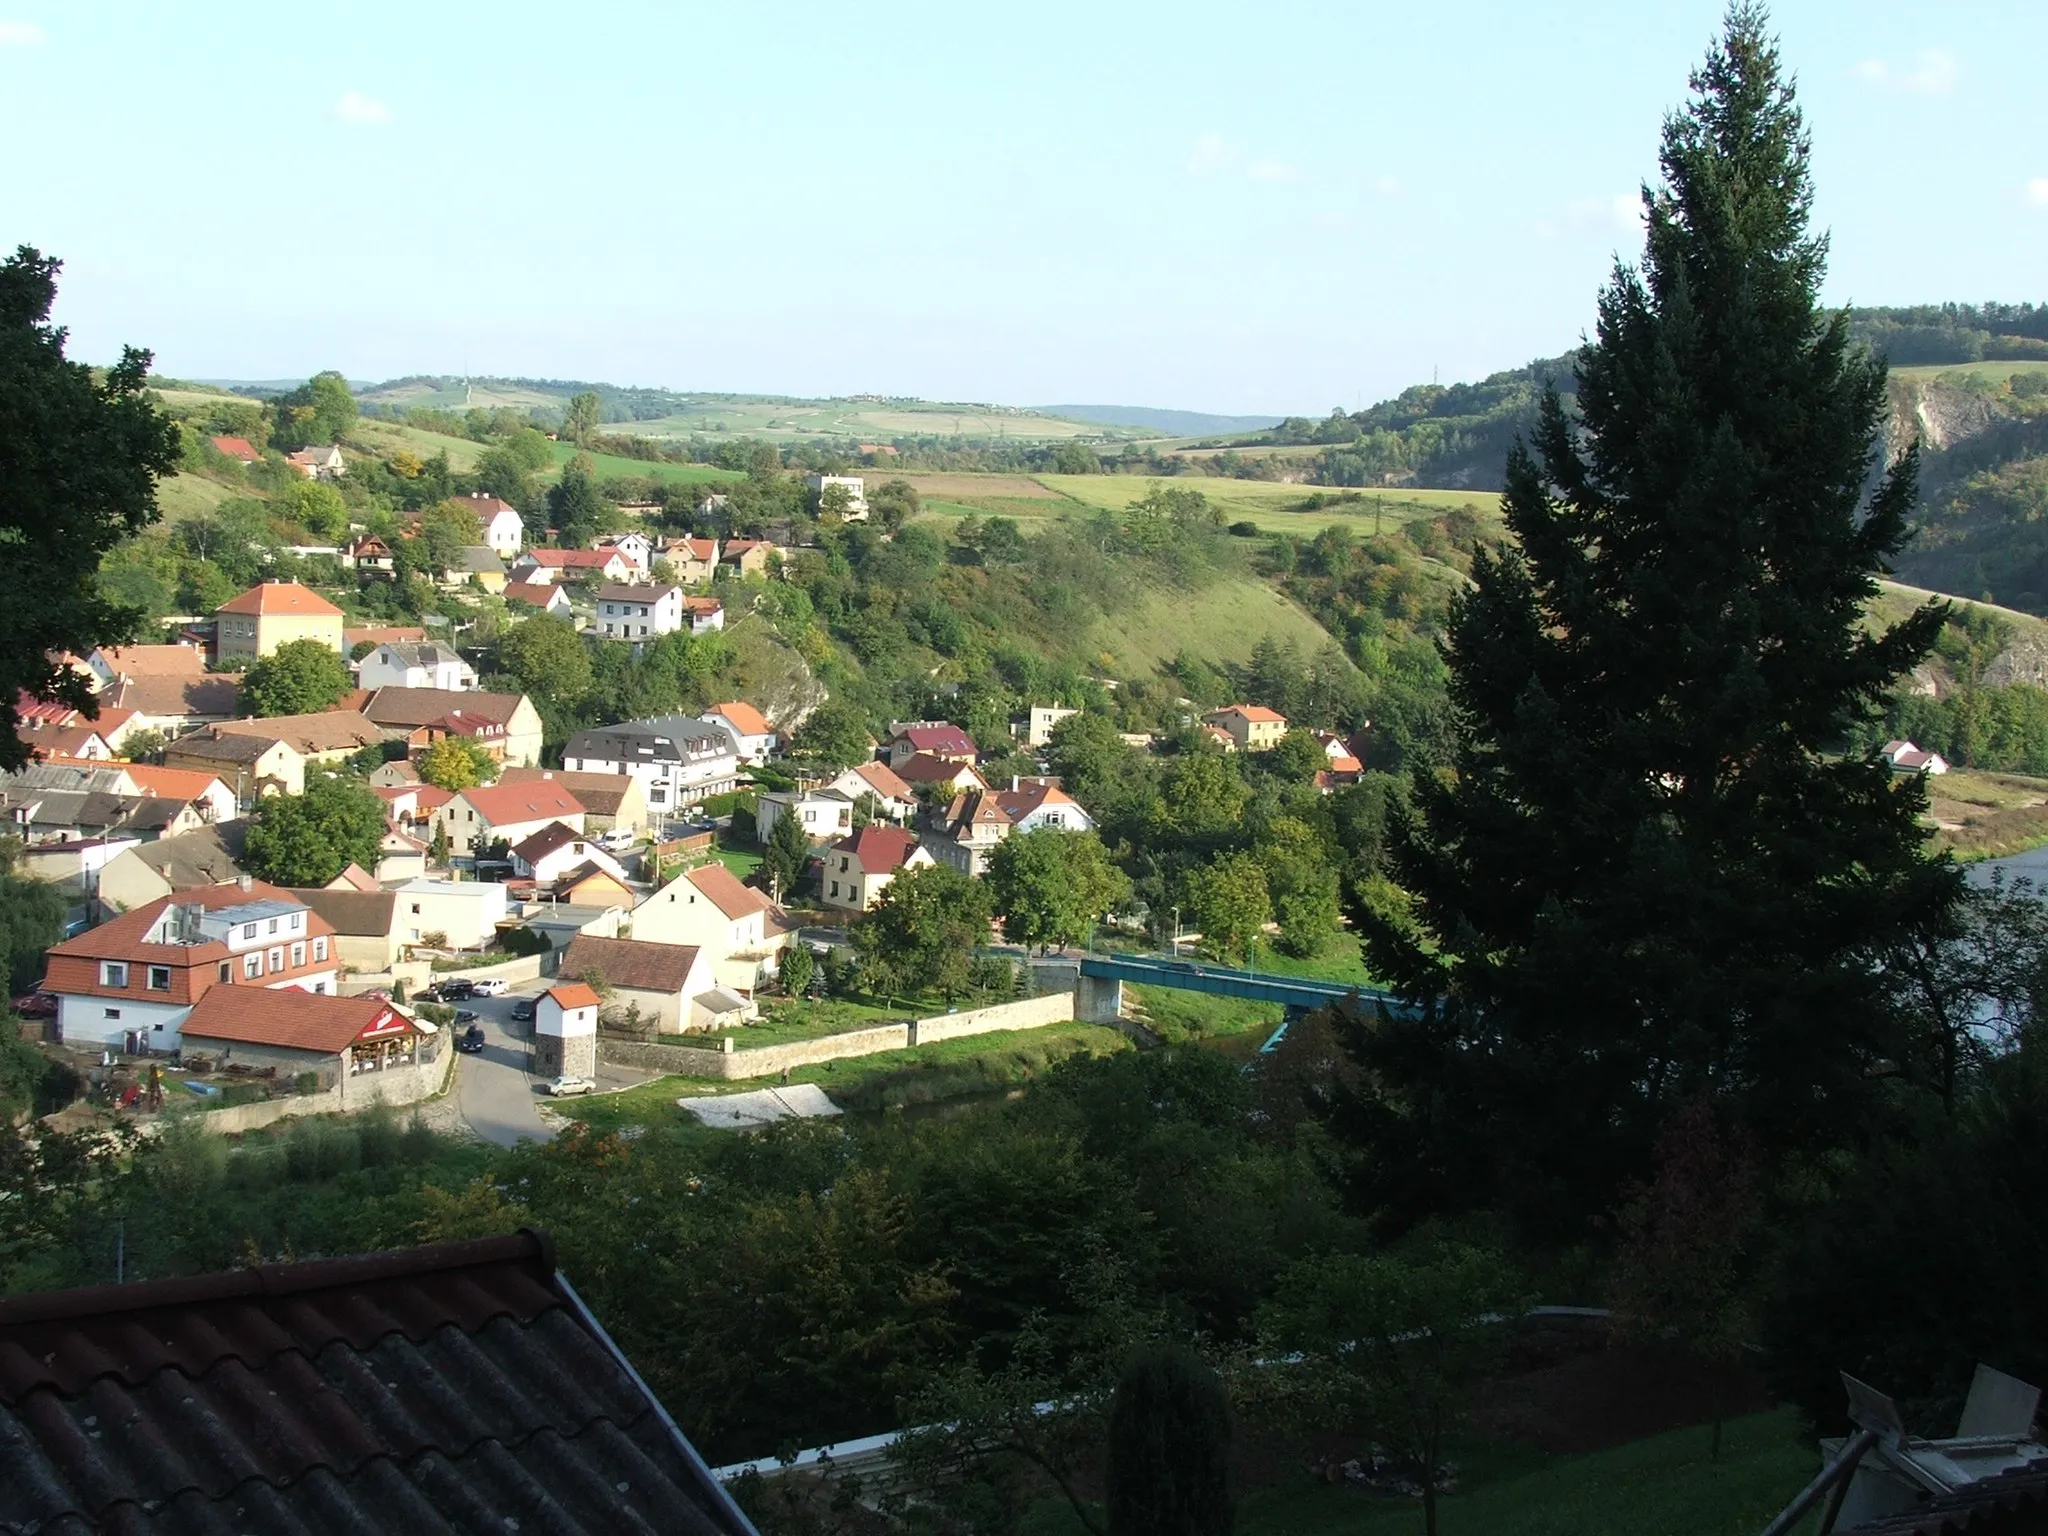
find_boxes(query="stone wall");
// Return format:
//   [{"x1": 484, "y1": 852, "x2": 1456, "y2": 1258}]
[
  {"x1": 598, "y1": 992, "x2": 1077, "y2": 1082},
  {"x1": 194, "y1": 1047, "x2": 453, "y2": 1134}
]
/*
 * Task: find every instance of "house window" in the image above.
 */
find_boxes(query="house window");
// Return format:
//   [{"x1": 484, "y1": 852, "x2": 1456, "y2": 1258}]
[
  {"x1": 100, "y1": 961, "x2": 129, "y2": 987},
  {"x1": 313, "y1": 982, "x2": 327, "y2": 994},
  {"x1": 313, "y1": 937, "x2": 328, "y2": 962},
  {"x1": 104, "y1": 1007, "x2": 120, "y2": 1020},
  {"x1": 219, "y1": 962, "x2": 231, "y2": 983},
  {"x1": 244, "y1": 953, "x2": 262, "y2": 979},
  {"x1": 267, "y1": 918, "x2": 279, "y2": 935},
  {"x1": 242, "y1": 924, "x2": 257, "y2": 940},
  {"x1": 268, "y1": 947, "x2": 284, "y2": 973},
  {"x1": 411, "y1": 903, "x2": 422, "y2": 915},
  {"x1": 290, "y1": 913, "x2": 302, "y2": 931},
  {"x1": 291, "y1": 942, "x2": 306, "y2": 967},
  {"x1": 146, "y1": 965, "x2": 171, "y2": 991},
  {"x1": 829, "y1": 881, "x2": 840, "y2": 898}
]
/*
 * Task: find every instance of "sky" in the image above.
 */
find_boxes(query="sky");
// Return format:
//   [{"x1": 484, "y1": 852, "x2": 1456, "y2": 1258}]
[{"x1": 2, "y1": 1, "x2": 2042, "y2": 416}]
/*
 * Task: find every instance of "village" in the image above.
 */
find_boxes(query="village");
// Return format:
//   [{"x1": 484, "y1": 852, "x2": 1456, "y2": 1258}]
[{"x1": 2, "y1": 463, "x2": 1360, "y2": 1140}]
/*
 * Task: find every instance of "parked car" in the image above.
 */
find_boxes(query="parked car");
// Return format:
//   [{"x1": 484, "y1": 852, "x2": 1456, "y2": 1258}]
[
  {"x1": 425, "y1": 979, "x2": 476, "y2": 1002},
  {"x1": 454, "y1": 1009, "x2": 479, "y2": 1025},
  {"x1": 544, "y1": 1076, "x2": 596, "y2": 1097},
  {"x1": 470, "y1": 978, "x2": 509, "y2": 997},
  {"x1": 456, "y1": 1025, "x2": 486, "y2": 1054},
  {"x1": 598, "y1": 829, "x2": 638, "y2": 854},
  {"x1": 509, "y1": 999, "x2": 536, "y2": 1023}
]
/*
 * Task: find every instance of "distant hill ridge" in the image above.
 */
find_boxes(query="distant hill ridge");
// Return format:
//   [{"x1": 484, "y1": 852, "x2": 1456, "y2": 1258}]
[{"x1": 1035, "y1": 404, "x2": 1285, "y2": 435}]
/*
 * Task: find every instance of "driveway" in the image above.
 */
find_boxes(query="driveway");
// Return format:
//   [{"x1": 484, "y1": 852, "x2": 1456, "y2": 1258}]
[{"x1": 450, "y1": 986, "x2": 663, "y2": 1147}]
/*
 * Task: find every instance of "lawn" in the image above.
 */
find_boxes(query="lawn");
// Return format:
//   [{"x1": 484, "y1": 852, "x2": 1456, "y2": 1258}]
[
  {"x1": 564, "y1": 1021, "x2": 1129, "y2": 1134},
  {"x1": 1892, "y1": 358, "x2": 2048, "y2": 386},
  {"x1": 155, "y1": 473, "x2": 245, "y2": 522},
  {"x1": 708, "y1": 997, "x2": 910, "y2": 1046},
  {"x1": 709, "y1": 839, "x2": 762, "y2": 880},
  {"x1": 1021, "y1": 1409, "x2": 1813, "y2": 1536},
  {"x1": 351, "y1": 418, "x2": 490, "y2": 472},
  {"x1": 547, "y1": 441, "x2": 744, "y2": 486},
  {"x1": 1037, "y1": 473, "x2": 1499, "y2": 534}
]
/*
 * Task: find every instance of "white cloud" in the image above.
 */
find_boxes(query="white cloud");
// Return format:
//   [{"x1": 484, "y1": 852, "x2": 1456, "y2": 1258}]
[
  {"x1": 1248, "y1": 159, "x2": 1303, "y2": 184},
  {"x1": 1185, "y1": 133, "x2": 1233, "y2": 176},
  {"x1": 2029, "y1": 178, "x2": 2048, "y2": 207},
  {"x1": 332, "y1": 90, "x2": 393, "y2": 126},
  {"x1": 1369, "y1": 175, "x2": 1401, "y2": 198},
  {"x1": 0, "y1": 20, "x2": 46, "y2": 45},
  {"x1": 1852, "y1": 48, "x2": 1958, "y2": 97},
  {"x1": 1185, "y1": 134, "x2": 1308, "y2": 186}
]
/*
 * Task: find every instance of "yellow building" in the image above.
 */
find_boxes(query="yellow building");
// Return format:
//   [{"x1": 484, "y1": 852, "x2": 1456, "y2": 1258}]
[
  {"x1": 1201, "y1": 704, "x2": 1289, "y2": 752},
  {"x1": 214, "y1": 580, "x2": 346, "y2": 660}
]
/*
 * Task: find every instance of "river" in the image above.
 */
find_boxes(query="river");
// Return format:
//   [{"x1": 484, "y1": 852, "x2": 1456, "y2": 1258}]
[{"x1": 1967, "y1": 847, "x2": 2048, "y2": 889}]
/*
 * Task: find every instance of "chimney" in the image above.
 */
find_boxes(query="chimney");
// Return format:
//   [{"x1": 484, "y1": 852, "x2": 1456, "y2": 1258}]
[{"x1": 238, "y1": 873, "x2": 253, "y2": 891}]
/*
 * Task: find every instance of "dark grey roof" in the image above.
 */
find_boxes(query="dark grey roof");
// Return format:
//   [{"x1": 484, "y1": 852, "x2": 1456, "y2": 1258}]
[
  {"x1": 564, "y1": 715, "x2": 736, "y2": 767},
  {"x1": 289, "y1": 885, "x2": 399, "y2": 936},
  {"x1": 166, "y1": 732, "x2": 281, "y2": 764},
  {"x1": 0, "y1": 1231, "x2": 754, "y2": 1535},
  {"x1": 128, "y1": 822, "x2": 250, "y2": 887},
  {"x1": 454, "y1": 546, "x2": 506, "y2": 574}
]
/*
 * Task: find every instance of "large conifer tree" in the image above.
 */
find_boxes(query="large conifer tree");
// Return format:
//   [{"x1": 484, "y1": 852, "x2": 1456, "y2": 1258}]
[{"x1": 1352, "y1": 7, "x2": 1958, "y2": 1232}]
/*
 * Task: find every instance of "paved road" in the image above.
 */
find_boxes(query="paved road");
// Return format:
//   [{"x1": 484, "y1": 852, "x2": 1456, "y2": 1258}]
[{"x1": 450, "y1": 986, "x2": 662, "y2": 1147}]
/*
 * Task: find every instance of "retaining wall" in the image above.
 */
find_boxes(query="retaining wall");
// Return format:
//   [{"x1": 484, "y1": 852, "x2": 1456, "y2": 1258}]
[
  {"x1": 195, "y1": 1048, "x2": 453, "y2": 1135},
  {"x1": 598, "y1": 992, "x2": 1077, "y2": 1082}
]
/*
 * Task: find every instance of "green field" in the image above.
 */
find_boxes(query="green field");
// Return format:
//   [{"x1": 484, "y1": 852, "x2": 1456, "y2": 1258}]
[
  {"x1": 1083, "y1": 573, "x2": 1353, "y2": 671},
  {"x1": 546, "y1": 441, "x2": 742, "y2": 486},
  {"x1": 358, "y1": 379, "x2": 565, "y2": 412},
  {"x1": 1892, "y1": 358, "x2": 2048, "y2": 386},
  {"x1": 155, "y1": 473, "x2": 245, "y2": 522},
  {"x1": 351, "y1": 418, "x2": 492, "y2": 471},
  {"x1": 1040, "y1": 473, "x2": 1498, "y2": 532},
  {"x1": 595, "y1": 398, "x2": 1136, "y2": 444},
  {"x1": 1869, "y1": 580, "x2": 2048, "y2": 642}
]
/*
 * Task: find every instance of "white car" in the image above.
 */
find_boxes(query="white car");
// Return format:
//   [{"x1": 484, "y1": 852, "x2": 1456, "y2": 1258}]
[
  {"x1": 599, "y1": 830, "x2": 638, "y2": 854},
  {"x1": 544, "y1": 1076, "x2": 596, "y2": 1097},
  {"x1": 469, "y1": 978, "x2": 509, "y2": 997}
]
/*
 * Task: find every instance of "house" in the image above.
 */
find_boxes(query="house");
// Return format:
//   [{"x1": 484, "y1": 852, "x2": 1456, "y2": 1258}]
[
  {"x1": 0, "y1": 1231, "x2": 758, "y2": 1536},
  {"x1": 40, "y1": 880, "x2": 342, "y2": 1050},
  {"x1": 13, "y1": 722, "x2": 112, "y2": 763},
  {"x1": 0, "y1": 769, "x2": 210, "y2": 849},
  {"x1": 97, "y1": 672, "x2": 242, "y2": 735},
  {"x1": 373, "y1": 780, "x2": 453, "y2": 834},
  {"x1": 214, "y1": 579, "x2": 346, "y2": 659},
  {"x1": 182, "y1": 983, "x2": 435, "y2": 1095},
  {"x1": 755, "y1": 786, "x2": 855, "y2": 845},
  {"x1": 498, "y1": 766, "x2": 649, "y2": 835},
  {"x1": 434, "y1": 780, "x2": 586, "y2": 860},
  {"x1": 95, "y1": 821, "x2": 249, "y2": 913},
  {"x1": 1883, "y1": 739, "x2": 1951, "y2": 775},
  {"x1": 510, "y1": 547, "x2": 634, "y2": 585},
  {"x1": 511, "y1": 821, "x2": 626, "y2": 887},
  {"x1": 392, "y1": 878, "x2": 511, "y2": 950},
  {"x1": 821, "y1": 824, "x2": 932, "y2": 913},
  {"x1": 1020, "y1": 705, "x2": 1080, "y2": 749},
  {"x1": 629, "y1": 860, "x2": 789, "y2": 993},
  {"x1": 113, "y1": 762, "x2": 240, "y2": 825},
  {"x1": 886, "y1": 722, "x2": 978, "y2": 768},
  {"x1": 806, "y1": 472, "x2": 870, "y2": 521},
  {"x1": 290, "y1": 886, "x2": 403, "y2": 973},
  {"x1": 595, "y1": 531, "x2": 653, "y2": 570},
  {"x1": 361, "y1": 686, "x2": 545, "y2": 767},
  {"x1": 721, "y1": 537, "x2": 776, "y2": 576},
  {"x1": 285, "y1": 443, "x2": 346, "y2": 480},
  {"x1": 356, "y1": 641, "x2": 477, "y2": 693},
  {"x1": 209, "y1": 710, "x2": 386, "y2": 770},
  {"x1": 557, "y1": 934, "x2": 716, "y2": 1033},
  {"x1": 927, "y1": 780, "x2": 1095, "y2": 876},
  {"x1": 209, "y1": 434, "x2": 262, "y2": 463},
  {"x1": 368, "y1": 757, "x2": 420, "y2": 788},
  {"x1": 410, "y1": 707, "x2": 514, "y2": 763},
  {"x1": 534, "y1": 982, "x2": 600, "y2": 1079},
  {"x1": 1202, "y1": 704, "x2": 1289, "y2": 752},
  {"x1": 160, "y1": 731, "x2": 307, "y2": 802},
  {"x1": 594, "y1": 581, "x2": 684, "y2": 642},
  {"x1": 562, "y1": 715, "x2": 740, "y2": 814},
  {"x1": 503, "y1": 580, "x2": 575, "y2": 617},
  {"x1": 557, "y1": 861, "x2": 635, "y2": 907},
  {"x1": 896, "y1": 752, "x2": 989, "y2": 795},
  {"x1": 82, "y1": 642, "x2": 204, "y2": 692},
  {"x1": 343, "y1": 534, "x2": 397, "y2": 578},
  {"x1": 448, "y1": 545, "x2": 508, "y2": 593},
  {"x1": 705, "y1": 699, "x2": 777, "y2": 763},
  {"x1": 827, "y1": 759, "x2": 918, "y2": 823},
  {"x1": 462, "y1": 491, "x2": 528, "y2": 558},
  {"x1": 328, "y1": 861, "x2": 383, "y2": 892},
  {"x1": 1312, "y1": 729, "x2": 1365, "y2": 790},
  {"x1": 662, "y1": 536, "x2": 719, "y2": 586},
  {"x1": 682, "y1": 595, "x2": 725, "y2": 634},
  {"x1": 374, "y1": 821, "x2": 429, "y2": 884}
]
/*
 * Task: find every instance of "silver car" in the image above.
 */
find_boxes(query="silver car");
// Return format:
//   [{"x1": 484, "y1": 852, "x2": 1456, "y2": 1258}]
[{"x1": 545, "y1": 1076, "x2": 596, "y2": 1097}]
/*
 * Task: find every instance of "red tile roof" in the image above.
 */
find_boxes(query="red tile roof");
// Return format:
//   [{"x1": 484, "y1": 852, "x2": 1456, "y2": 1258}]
[
  {"x1": 545, "y1": 982, "x2": 601, "y2": 1009},
  {"x1": 896, "y1": 752, "x2": 985, "y2": 786},
  {"x1": 895, "y1": 723, "x2": 977, "y2": 753},
  {"x1": 707, "y1": 700, "x2": 772, "y2": 736},
  {"x1": 848, "y1": 759, "x2": 914, "y2": 799},
  {"x1": 215, "y1": 580, "x2": 344, "y2": 618},
  {"x1": 344, "y1": 625, "x2": 427, "y2": 649},
  {"x1": 180, "y1": 988, "x2": 410, "y2": 1055},
  {"x1": 94, "y1": 644, "x2": 204, "y2": 677},
  {"x1": 211, "y1": 710, "x2": 385, "y2": 754},
  {"x1": 682, "y1": 596, "x2": 723, "y2": 615},
  {"x1": 209, "y1": 434, "x2": 261, "y2": 462},
  {"x1": 684, "y1": 860, "x2": 777, "y2": 920},
  {"x1": 1211, "y1": 704, "x2": 1287, "y2": 724},
  {"x1": 503, "y1": 581, "x2": 567, "y2": 609},
  {"x1": 46, "y1": 882, "x2": 333, "y2": 969},
  {"x1": 120, "y1": 763, "x2": 230, "y2": 801},
  {"x1": 527, "y1": 548, "x2": 619, "y2": 569},
  {"x1": 833, "y1": 824, "x2": 924, "y2": 875},
  {"x1": 458, "y1": 781, "x2": 585, "y2": 826},
  {"x1": 559, "y1": 935, "x2": 703, "y2": 994}
]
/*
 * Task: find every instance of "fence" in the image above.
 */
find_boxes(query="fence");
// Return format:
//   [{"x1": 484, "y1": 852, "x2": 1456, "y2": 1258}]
[
  {"x1": 598, "y1": 992, "x2": 1075, "y2": 1082},
  {"x1": 192, "y1": 1044, "x2": 455, "y2": 1135}
]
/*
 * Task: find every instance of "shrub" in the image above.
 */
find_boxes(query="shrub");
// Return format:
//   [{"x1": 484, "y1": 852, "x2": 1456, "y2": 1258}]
[{"x1": 1105, "y1": 1345, "x2": 1236, "y2": 1536}]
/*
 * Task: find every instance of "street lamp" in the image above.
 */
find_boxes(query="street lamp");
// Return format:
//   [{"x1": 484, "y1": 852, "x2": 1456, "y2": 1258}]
[{"x1": 1169, "y1": 906, "x2": 1180, "y2": 957}]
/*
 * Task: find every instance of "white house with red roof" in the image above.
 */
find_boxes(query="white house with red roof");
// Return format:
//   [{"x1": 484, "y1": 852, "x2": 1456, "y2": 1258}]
[
  {"x1": 820, "y1": 825, "x2": 932, "y2": 913},
  {"x1": 459, "y1": 493, "x2": 527, "y2": 559},
  {"x1": 509, "y1": 548, "x2": 634, "y2": 585},
  {"x1": 285, "y1": 444, "x2": 346, "y2": 480},
  {"x1": 41, "y1": 881, "x2": 341, "y2": 1049},
  {"x1": 704, "y1": 701, "x2": 776, "y2": 763},
  {"x1": 884, "y1": 722, "x2": 978, "y2": 768},
  {"x1": 179, "y1": 988, "x2": 433, "y2": 1106},
  {"x1": 928, "y1": 779, "x2": 1095, "y2": 876},
  {"x1": 595, "y1": 532, "x2": 653, "y2": 571},
  {"x1": 535, "y1": 982, "x2": 600, "y2": 1079},
  {"x1": 827, "y1": 759, "x2": 918, "y2": 823},
  {"x1": 504, "y1": 581, "x2": 575, "y2": 618},
  {"x1": 214, "y1": 580, "x2": 346, "y2": 660},
  {"x1": 431, "y1": 779, "x2": 586, "y2": 859},
  {"x1": 511, "y1": 822, "x2": 625, "y2": 886},
  {"x1": 630, "y1": 862, "x2": 790, "y2": 991},
  {"x1": 682, "y1": 595, "x2": 725, "y2": 635}
]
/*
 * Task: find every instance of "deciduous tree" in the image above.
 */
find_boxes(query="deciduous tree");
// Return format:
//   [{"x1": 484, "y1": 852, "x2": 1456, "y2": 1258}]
[
  {"x1": 497, "y1": 615, "x2": 593, "y2": 707},
  {"x1": 238, "y1": 638, "x2": 351, "y2": 717},
  {"x1": 1182, "y1": 852, "x2": 1271, "y2": 965},
  {"x1": 0, "y1": 248, "x2": 180, "y2": 770},
  {"x1": 987, "y1": 828, "x2": 1131, "y2": 952},
  {"x1": 416, "y1": 736, "x2": 497, "y2": 792},
  {"x1": 852, "y1": 863, "x2": 993, "y2": 1004},
  {"x1": 242, "y1": 774, "x2": 387, "y2": 887}
]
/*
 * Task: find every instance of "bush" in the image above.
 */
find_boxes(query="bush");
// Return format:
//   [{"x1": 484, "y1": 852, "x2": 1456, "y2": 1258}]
[
  {"x1": 283, "y1": 1117, "x2": 361, "y2": 1180},
  {"x1": 499, "y1": 925, "x2": 553, "y2": 958},
  {"x1": 1227, "y1": 520, "x2": 1260, "y2": 537},
  {"x1": 294, "y1": 1072, "x2": 321, "y2": 1096},
  {"x1": 1106, "y1": 1345, "x2": 1236, "y2": 1536}
]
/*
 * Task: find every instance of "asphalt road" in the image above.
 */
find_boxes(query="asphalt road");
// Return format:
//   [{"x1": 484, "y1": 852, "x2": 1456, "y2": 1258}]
[{"x1": 450, "y1": 985, "x2": 661, "y2": 1147}]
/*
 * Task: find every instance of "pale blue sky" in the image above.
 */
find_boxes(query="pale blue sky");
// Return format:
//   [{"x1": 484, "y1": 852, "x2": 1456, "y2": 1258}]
[{"x1": 2, "y1": 2, "x2": 2040, "y2": 415}]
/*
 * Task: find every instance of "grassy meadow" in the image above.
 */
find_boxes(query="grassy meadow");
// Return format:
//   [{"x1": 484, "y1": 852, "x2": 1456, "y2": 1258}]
[
  {"x1": 1891, "y1": 358, "x2": 2048, "y2": 387},
  {"x1": 1082, "y1": 574, "x2": 1352, "y2": 671},
  {"x1": 546, "y1": 440, "x2": 742, "y2": 486},
  {"x1": 596, "y1": 399, "x2": 1128, "y2": 443},
  {"x1": 1924, "y1": 769, "x2": 2048, "y2": 860}
]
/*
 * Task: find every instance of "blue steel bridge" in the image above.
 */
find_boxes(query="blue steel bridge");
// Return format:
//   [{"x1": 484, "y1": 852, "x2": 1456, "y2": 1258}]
[{"x1": 1067, "y1": 951, "x2": 1425, "y2": 1031}]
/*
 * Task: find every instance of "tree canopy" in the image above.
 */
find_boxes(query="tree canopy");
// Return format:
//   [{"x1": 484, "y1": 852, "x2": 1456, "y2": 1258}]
[
  {"x1": 415, "y1": 736, "x2": 497, "y2": 792},
  {"x1": 242, "y1": 775, "x2": 387, "y2": 887},
  {"x1": 852, "y1": 863, "x2": 992, "y2": 1003},
  {"x1": 238, "y1": 639, "x2": 352, "y2": 718},
  {"x1": 0, "y1": 248, "x2": 179, "y2": 770},
  {"x1": 987, "y1": 828, "x2": 1131, "y2": 952}
]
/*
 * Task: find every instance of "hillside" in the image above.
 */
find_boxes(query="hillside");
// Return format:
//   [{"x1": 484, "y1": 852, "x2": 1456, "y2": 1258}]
[{"x1": 1036, "y1": 403, "x2": 1283, "y2": 435}]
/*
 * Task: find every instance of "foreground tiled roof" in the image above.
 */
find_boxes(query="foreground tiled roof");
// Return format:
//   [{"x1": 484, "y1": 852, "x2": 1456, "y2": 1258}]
[
  {"x1": 461, "y1": 780, "x2": 585, "y2": 825},
  {"x1": 215, "y1": 579, "x2": 344, "y2": 618},
  {"x1": 180, "y1": 987, "x2": 405, "y2": 1054},
  {"x1": 560, "y1": 934, "x2": 703, "y2": 994},
  {"x1": 212, "y1": 709, "x2": 385, "y2": 754},
  {"x1": 0, "y1": 1231, "x2": 752, "y2": 1535},
  {"x1": 684, "y1": 860, "x2": 777, "y2": 920},
  {"x1": 500, "y1": 766, "x2": 635, "y2": 815},
  {"x1": 707, "y1": 700, "x2": 772, "y2": 736},
  {"x1": 363, "y1": 686, "x2": 527, "y2": 729}
]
